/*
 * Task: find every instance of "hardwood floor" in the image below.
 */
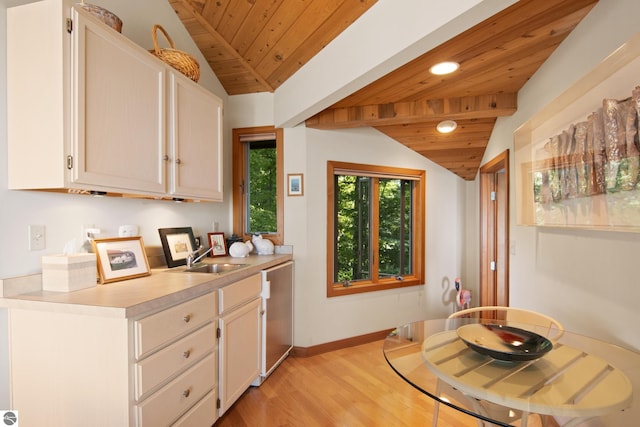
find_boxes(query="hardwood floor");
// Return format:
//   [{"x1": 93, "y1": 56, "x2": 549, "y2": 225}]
[{"x1": 214, "y1": 340, "x2": 482, "y2": 427}]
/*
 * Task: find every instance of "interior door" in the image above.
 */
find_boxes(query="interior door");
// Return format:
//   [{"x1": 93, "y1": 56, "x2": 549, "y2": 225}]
[{"x1": 479, "y1": 150, "x2": 509, "y2": 307}]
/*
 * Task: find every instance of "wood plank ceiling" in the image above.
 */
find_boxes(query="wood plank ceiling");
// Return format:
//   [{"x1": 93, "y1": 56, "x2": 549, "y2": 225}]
[{"x1": 170, "y1": 0, "x2": 598, "y2": 180}]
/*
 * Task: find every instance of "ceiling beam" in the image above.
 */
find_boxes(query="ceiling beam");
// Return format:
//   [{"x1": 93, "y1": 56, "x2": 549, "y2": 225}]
[{"x1": 305, "y1": 92, "x2": 517, "y2": 129}]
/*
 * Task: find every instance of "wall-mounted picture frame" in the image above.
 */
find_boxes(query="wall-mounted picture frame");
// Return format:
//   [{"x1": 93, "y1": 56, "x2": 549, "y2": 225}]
[
  {"x1": 158, "y1": 227, "x2": 197, "y2": 268},
  {"x1": 288, "y1": 173, "x2": 304, "y2": 196},
  {"x1": 207, "y1": 232, "x2": 227, "y2": 257},
  {"x1": 515, "y1": 33, "x2": 640, "y2": 232},
  {"x1": 91, "y1": 236, "x2": 151, "y2": 284}
]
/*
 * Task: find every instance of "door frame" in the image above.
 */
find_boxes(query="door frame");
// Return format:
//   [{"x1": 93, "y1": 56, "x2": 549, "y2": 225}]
[{"x1": 479, "y1": 150, "x2": 509, "y2": 307}]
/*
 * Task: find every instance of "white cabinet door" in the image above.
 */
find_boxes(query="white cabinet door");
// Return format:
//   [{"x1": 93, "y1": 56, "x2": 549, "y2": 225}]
[
  {"x1": 72, "y1": 8, "x2": 166, "y2": 194},
  {"x1": 8, "y1": 1, "x2": 224, "y2": 201},
  {"x1": 168, "y1": 73, "x2": 223, "y2": 201},
  {"x1": 218, "y1": 297, "x2": 262, "y2": 415}
]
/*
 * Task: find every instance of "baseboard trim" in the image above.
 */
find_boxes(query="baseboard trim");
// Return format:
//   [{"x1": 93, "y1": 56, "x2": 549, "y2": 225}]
[{"x1": 291, "y1": 328, "x2": 394, "y2": 358}]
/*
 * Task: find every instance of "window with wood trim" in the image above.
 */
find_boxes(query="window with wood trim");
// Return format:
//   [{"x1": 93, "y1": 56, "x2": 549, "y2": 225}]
[
  {"x1": 327, "y1": 161, "x2": 425, "y2": 297},
  {"x1": 232, "y1": 126, "x2": 284, "y2": 245}
]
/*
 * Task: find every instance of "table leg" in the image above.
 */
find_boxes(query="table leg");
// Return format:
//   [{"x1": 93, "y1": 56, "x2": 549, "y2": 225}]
[{"x1": 432, "y1": 380, "x2": 442, "y2": 427}]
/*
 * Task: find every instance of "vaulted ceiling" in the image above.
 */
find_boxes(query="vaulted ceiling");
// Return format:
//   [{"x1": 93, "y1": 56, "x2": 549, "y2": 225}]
[{"x1": 170, "y1": 0, "x2": 598, "y2": 180}]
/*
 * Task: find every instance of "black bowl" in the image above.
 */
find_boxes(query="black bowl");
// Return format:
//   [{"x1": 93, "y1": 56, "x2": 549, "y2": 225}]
[{"x1": 457, "y1": 323, "x2": 553, "y2": 361}]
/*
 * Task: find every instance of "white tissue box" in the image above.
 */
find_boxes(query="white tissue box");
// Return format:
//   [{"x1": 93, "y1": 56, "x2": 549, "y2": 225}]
[{"x1": 42, "y1": 254, "x2": 97, "y2": 292}]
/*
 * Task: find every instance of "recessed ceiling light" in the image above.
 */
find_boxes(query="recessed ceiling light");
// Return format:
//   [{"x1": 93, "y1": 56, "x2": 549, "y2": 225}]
[
  {"x1": 437, "y1": 120, "x2": 458, "y2": 133},
  {"x1": 429, "y1": 61, "x2": 460, "y2": 75}
]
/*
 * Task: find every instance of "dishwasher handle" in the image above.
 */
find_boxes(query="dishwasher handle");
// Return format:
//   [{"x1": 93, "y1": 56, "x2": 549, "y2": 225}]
[{"x1": 261, "y1": 280, "x2": 271, "y2": 299}]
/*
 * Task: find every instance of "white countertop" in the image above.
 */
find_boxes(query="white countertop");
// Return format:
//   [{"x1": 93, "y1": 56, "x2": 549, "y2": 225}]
[{"x1": 0, "y1": 254, "x2": 292, "y2": 318}]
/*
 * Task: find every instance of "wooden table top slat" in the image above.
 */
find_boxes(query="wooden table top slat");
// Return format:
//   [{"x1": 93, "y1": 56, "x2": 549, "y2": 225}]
[{"x1": 421, "y1": 331, "x2": 633, "y2": 418}]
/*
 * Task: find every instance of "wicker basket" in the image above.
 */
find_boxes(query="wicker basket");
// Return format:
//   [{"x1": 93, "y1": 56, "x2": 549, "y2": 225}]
[
  {"x1": 78, "y1": 3, "x2": 122, "y2": 32},
  {"x1": 149, "y1": 25, "x2": 200, "y2": 82}
]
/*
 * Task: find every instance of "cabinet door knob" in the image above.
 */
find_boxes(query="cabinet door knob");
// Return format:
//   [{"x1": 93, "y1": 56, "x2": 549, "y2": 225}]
[
  {"x1": 175, "y1": 158, "x2": 182, "y2": 165},
  {"x1": 163, "y1": 155, "x2": 169, "y2": 161},
  {"x1": 183, "y1": 349, "x2": 191, "y2": 359},
  {"x1": 183, "y1": 314, "x2": 191, "y2": 323},
  {"x1": 182, "y1": 388, "x2": 191, "y2": 398}
]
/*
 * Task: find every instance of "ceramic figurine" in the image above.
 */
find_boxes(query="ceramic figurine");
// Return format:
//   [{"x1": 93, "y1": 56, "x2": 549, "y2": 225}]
[
  {"x1": 229, "y1": 240, "x2": 253, "y2": 258},
  {"x1": 455, "y1": 277, "x2": 472, "y2": 310},
  {"x1": 252, "y1": 234, "x2": 274, "y2": 255}
]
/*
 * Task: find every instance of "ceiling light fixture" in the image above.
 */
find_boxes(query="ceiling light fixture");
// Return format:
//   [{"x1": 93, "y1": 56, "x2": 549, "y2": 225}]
[
  {"x1": 437, "y1": 120, "x2": 458, "y2": 133},
  {"x1": 429, "y1": 61, "x2": 459, "y2": 75}
]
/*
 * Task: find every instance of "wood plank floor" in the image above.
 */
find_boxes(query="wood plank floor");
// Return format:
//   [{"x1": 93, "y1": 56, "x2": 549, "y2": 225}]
[{"x1": 214, "y1": 340, "x2": 483, "y2": 426}]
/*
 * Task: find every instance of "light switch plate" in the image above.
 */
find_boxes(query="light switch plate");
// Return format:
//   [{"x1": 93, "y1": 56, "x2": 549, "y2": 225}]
[{"x1": 29, "y1": 225, "x2": 45, "y2": 251}]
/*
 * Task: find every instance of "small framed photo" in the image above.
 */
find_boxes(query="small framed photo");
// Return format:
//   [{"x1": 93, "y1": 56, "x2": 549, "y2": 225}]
[
  {"x1": 288, "y1": 173, "x2": 304, "y2": 196},
  {"x1": 91, "y1": 237, "x2": 151, "y2": 284},
  {"x1": 207, "y1": 232, "x2": 227, "y2": 257},
  {"x1": 158, "y1": 227, "x2": 197, "y2": 268}
]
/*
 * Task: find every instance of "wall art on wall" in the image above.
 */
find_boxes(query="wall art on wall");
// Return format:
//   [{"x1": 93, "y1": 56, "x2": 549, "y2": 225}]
[
  {"x1": 287, "y1": 173, "x2": 304, "y2": 196},
  {"x1": 515, "y1": 33, "x2": 640, "y2": 232},
  {"x1": 91, "y1": 237, "x2": 151, "y2": 284}
]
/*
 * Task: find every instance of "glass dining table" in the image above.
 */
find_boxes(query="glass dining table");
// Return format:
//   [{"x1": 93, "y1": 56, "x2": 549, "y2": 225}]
[{"x1": 383, "y1": 317, "x2": 640, "y2": 427}]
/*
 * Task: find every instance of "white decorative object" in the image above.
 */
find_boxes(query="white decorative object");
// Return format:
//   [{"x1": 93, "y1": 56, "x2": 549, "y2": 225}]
[
  {"x1": 118, "y1": 225, "x2": 138, "y2": 237},
  {"x1": 229, "y1": 241, "x2": 252, "y2": 258},
  {"x1": 251, "y1": 234, "x2": 274, "y2": 255}
]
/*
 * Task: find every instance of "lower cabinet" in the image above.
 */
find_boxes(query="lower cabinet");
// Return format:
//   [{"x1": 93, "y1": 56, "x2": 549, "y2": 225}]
[
  {"x1": 135, "y1": 352, "x2": 216, "y2": 426},
  {"x1": 133, "y1": 292, "x2": 218, "y2": 426},
  {"x1": 4, "y1": 272, "x2": 267, "y2": 426},
  {"x1": 5, "y1": 291, "x2": 219, "y2": 427},
  {"x1": 218, "y1": 274, "x2": 262, "y2": 415}
]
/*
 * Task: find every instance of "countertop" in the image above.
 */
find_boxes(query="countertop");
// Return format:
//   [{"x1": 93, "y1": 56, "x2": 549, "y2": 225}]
[{"x1": 0, "y1": 254, "x2": 292, "y2": 318}]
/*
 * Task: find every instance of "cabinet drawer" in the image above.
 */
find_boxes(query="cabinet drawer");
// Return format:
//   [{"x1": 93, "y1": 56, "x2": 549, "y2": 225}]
[
  {"x1": 172, "y1": 389, "x2": 217, "y2": 427},
  {"x1": 135, "y1": 322, "x2": 216, "y2": 400},
  {"x1": 135, "y1": 293, "x2": 216, "y2": 360},
  {"x1": 219, "y1": 273, "x2": 261, "y2": 314},
  {"x1": 136, "y1": 352, "x2": 216, "y2": 427}
]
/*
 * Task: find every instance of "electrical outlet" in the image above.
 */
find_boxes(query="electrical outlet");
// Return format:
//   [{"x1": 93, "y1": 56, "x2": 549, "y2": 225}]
[
  {"x1": 81, "y1": 224, "x2": 102, "y2": 242},
  {"x1": 81, "y1": 224, "x2": 94, "y2": 242},
  {"x1": 29, "y1": 225, "x2": 45, "y2": 251}
]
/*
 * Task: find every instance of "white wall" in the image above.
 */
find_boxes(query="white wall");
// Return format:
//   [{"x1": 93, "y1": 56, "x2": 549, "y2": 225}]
[
  {"x1": 482, "y1": 0, "x2": 640, "y2": 351},
  {"x1": 228, "y1": 94, "x2": 468, "y2": 346},
  {"x1": 284, "y1": 127, "x2": 465, "y2": 346}
]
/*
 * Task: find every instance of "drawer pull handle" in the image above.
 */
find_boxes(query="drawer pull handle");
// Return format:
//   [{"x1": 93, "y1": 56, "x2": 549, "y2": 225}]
[
  {"x1": 183, "y1": 350, "x2": 191, "y2": 359},
  {"x1": 183, "y1": 314, "x2": 191, "y2": 323},
  {"x1": 182, "y1": 388, "x2": 191, "y2": 398}
]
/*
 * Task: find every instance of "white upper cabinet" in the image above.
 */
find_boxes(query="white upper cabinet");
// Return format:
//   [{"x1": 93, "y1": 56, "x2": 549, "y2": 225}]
[
  {"x1": 168, "y1": 74, "x2": 223, "y2": 201},
  {"x1": 73, "y1": 8, "x2": 166, "y2": 194},
  {"x1": 7, "y1": 0, "x2": 223, "y2": 202}
]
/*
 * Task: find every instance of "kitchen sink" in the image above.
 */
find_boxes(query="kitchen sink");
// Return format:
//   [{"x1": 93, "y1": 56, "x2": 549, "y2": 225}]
[{"x1": 183, "y1": 263, "x2": 248, "y2": 274}]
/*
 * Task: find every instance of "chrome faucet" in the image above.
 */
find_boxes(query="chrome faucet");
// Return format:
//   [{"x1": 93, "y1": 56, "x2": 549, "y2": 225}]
[{"x1": 186, "y1": 246, "x2": 213, "y2": 268}]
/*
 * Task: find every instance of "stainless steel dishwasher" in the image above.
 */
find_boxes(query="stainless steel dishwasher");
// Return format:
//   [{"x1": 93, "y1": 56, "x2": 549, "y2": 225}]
[{"x1": 252, "y1": 260, "x2": 294, "y2": 386}]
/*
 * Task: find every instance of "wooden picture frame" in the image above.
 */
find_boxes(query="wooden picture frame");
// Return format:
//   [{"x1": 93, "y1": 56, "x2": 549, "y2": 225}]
[
  {"x1": 515, "y1": 33, "x2": 640, "y2": 232},
  {"x1": 288, "y1": 173, "x2": 304, "y2": 196},
  {"x1": 91, "y1": 236, "x2": 151, "y2": 284},
  {"x1": 207, "y1": 232, "x2": 227, "y2": 257},
  {"x1": 158, "y1": 227, "x2": 197, "y2": 267}
]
